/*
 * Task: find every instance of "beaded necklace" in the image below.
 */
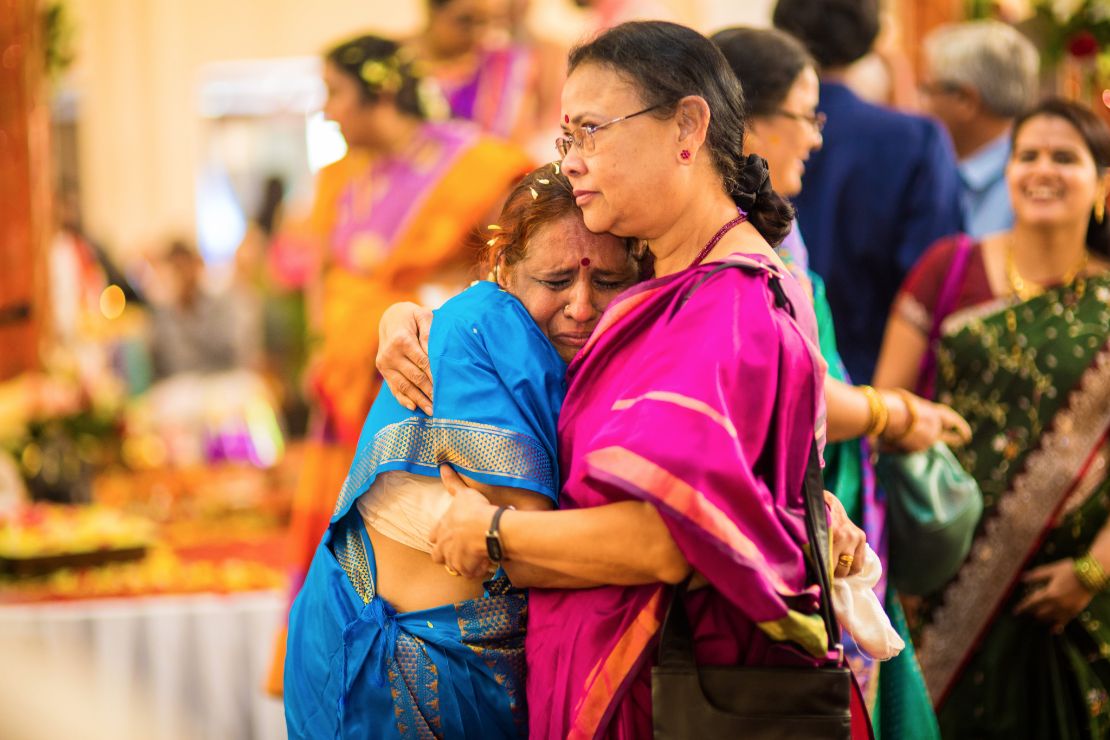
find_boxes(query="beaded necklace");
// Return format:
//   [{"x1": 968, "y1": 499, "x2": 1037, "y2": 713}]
[{"x1": 686, "y1": 209, "x2": 749, "y2": 269}]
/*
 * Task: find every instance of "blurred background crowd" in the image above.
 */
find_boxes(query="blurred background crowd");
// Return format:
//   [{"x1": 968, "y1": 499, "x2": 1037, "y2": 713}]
[{"x1": 2, "y1": 0, "x2": 1110, "y2": 738}]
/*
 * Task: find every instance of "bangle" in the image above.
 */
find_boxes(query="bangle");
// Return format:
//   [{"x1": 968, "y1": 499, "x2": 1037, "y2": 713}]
[
  {"x1": 860, "y1": 385, "x2": 889, "y2": 438},
  {"x1": 1074, "y1": 553, "x2": 1110, "y2": 593},
  {"x1": 889, "y1": 388, "x2": 919, "y2": 442}
]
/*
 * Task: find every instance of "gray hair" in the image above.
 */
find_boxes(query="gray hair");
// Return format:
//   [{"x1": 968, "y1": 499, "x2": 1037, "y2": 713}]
[{"x1": 924, "y1": 20, "x2": 1039, "y2": 118}]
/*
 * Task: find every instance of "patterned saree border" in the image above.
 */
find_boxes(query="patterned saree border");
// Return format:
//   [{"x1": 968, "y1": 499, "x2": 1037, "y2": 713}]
[
  {"x1": 333, "y1": 416, "x2": 554, "y2": 517},
  {"x1": 568, "y1": 587, "x2": 665, "y2": 740},
  {"x1": 388, "y1": 632, "x2": 443, "y2": 739},
  {"x1": 917, "y1": 341, "x2": 1110, "y2": 706},
  {"x1": 332, "y1": 522, "x2": 375, "y2": 604},
  {"x1": 456, "y1": 581, "x2": 529, "y2": 737},
  {"x1": 937, "y1": 295, "x2": 1014, "y2": 337}
]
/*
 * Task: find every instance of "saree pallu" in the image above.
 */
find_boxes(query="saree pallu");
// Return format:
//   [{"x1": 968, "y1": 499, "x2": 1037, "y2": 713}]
[
  {"x1": 284, "y1": 509, "x2": 528, "y2": 739},
  {"x1": 284, "y1": 281, "x2": 565, "y2": 737},
  {"x1": 911, "y1": 275, "x2": 1110, "y2": 739},
  {"x1": 436, "y1": 45, "x2": 534, "y2": 140},
  {"x1": 526, "y1": 254, "x2": 842, "y2": 740}
]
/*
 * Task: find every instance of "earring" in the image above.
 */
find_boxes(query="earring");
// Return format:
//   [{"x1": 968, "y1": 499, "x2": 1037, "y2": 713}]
[
  {"x1": 1096, "y1": 191, "x2": 1106, "y2": 224},
  {"x1": 680, "y1": 150, "x2": 691, "y2": 160}
]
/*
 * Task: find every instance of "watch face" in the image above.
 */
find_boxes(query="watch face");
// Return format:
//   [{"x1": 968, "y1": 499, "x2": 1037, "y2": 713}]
[{"x1": 486, "y1": 535, "x2": 504, "y2": 563}]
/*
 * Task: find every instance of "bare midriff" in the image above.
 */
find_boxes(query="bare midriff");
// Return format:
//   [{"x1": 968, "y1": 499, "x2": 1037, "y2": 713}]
[
  {"x1": 364, "y1": 522, "x2": 488, "y2": 612},
  {"x1": 361, "y1": 476, "x2": 553, "y2": 614}
]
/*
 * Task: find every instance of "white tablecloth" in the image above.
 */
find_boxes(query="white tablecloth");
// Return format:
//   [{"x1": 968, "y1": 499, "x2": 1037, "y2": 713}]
[{"x1": 0, "y1": 590, "x2": 288, "y2": 740}]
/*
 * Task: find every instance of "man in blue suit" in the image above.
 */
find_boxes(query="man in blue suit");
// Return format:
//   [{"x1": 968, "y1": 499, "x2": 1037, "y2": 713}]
[{"x1": 774, "y1": 0, "x2": 964, "y2": 383}]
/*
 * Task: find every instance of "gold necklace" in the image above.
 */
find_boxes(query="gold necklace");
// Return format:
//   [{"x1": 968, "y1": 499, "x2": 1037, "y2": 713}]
[{"x1": 1005, "y1": 238, "x2": 1089, "y2": 301}]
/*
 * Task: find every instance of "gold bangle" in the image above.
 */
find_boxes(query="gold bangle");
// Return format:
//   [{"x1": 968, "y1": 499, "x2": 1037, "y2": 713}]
[
  {"x1": 860, "y1": 385, "x2": 889, "y2": 438},
  {"x1": 1074, "y1": 553, "x2": 1110, "y2": 593},
  {"x1": 890, "y1": 388, "x2": 919, "y2": 442}
]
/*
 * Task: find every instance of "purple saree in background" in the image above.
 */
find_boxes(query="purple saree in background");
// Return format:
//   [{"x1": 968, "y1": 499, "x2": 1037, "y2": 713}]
[{"x1": 525, "y1": 253, "x2": 832, "y2": 739}]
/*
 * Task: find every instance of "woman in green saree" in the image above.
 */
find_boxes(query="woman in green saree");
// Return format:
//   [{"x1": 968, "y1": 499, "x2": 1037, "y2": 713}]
[{"x1": 874, "y1": 98, "x2": 1110, "y2": 739}]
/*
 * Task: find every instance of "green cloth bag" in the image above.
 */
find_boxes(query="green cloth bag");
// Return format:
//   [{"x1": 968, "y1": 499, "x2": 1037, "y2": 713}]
[{"x1": 876, "y1": 442, "x2": 984, "y2": 596}]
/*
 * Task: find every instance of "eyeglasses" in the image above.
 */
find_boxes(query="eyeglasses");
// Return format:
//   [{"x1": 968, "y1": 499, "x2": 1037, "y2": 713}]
[
  {"x1": 555, "y1": 105, "x2": 662, "y2": 159},
  {"x1": 771, "y1": 109, "x2": 827, "y2": 133}
]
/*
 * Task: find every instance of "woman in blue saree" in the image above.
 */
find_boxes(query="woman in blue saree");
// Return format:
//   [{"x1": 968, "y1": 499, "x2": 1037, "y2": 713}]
[{"x1": 282, "y1": 164, "x2": 642, "y2": 739}]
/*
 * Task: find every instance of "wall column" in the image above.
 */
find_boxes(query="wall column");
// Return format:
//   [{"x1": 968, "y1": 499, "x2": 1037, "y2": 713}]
[{"x1": 0, "y1": 0, "x2": 51, "y2": 380}]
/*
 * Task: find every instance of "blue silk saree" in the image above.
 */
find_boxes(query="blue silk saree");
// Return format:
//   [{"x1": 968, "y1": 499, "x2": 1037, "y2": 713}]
[{"x1": 284, "y1": 281, "x2": 565, "y2": 739}]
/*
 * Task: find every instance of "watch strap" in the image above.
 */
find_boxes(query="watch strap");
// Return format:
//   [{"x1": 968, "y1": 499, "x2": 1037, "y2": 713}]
[{"x1": 486, "y1": 506, "x2": 512, "y2": 563}]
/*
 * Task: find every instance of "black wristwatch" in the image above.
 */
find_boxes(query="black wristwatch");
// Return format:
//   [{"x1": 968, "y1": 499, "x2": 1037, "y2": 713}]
[{"x1": 486, "y1": 506, "x2": 513, "y2": 563}]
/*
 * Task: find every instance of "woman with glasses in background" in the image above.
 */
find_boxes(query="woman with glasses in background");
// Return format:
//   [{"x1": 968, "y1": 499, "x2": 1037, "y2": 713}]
[{"x1": 714, "y1": 26, "x2": 969, "y2": 740}]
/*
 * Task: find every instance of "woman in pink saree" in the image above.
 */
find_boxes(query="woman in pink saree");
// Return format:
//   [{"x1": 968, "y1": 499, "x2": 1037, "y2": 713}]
[{"x1": 418, "y1": 21, "x2": 872, "y2": 739}]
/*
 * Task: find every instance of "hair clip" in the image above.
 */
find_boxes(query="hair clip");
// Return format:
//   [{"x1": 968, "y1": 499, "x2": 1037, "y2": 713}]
[{"x1": 360, "y1": 56, "x2": 403, "y2": 93}]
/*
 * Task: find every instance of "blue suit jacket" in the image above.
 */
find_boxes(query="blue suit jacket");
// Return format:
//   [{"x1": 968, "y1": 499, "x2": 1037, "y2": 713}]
[{"x1": 793, "y1": 81, "x2": 964, "y2": 382}]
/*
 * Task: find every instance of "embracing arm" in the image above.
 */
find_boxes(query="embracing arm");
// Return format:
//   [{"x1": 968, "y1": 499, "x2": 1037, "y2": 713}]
[
  {"x1": 431, "y1": 466, "x2": 869, "y2": 588},
  {"x1": 376, "y1": 301, "x2": 435, "y2": 415},
  {"x1": 497, "y1": 502, "x2": 691, "y2": 587},
  {"x1": 431, "y1": 466, "x2": 690, "y2": 588}
]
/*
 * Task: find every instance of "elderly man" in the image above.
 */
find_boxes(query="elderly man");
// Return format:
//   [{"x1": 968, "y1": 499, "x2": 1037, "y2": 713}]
[{"x1": 920, "y1": 20, "x2": 1040, "y2": 238}]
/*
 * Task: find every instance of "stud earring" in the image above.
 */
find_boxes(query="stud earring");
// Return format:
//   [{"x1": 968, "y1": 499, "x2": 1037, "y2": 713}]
[{"x1": 680, "y1": 150, "x2": 691, "y2": 160}]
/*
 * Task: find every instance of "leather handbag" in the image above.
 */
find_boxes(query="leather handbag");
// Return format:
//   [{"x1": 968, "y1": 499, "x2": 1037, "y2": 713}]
[
  {"x1": 875, "y1": 442, "x2": 983, "y2": 596},
  {"x1": 651, "y1": 441, "x2": 854, "y2": 740}
]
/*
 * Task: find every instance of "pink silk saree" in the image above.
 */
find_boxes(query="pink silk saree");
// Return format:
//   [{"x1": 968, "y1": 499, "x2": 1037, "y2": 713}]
[{"x1": 525, "y1": 254, "x2": 836, "y2": 739}]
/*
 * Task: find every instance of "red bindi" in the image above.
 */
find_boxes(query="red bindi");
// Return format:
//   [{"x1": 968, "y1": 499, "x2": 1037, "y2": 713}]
[
  {"x1": 564, "y1": 114, "x2": 570, "y2": 124},
  {"x1": 580, "y1": 257, "x2": 591, "y2": 267}
]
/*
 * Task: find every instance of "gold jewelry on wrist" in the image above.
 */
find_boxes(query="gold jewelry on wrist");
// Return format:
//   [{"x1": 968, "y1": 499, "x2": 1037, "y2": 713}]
[
  {"x1": 890, "y1": 388, "x2": 919, "y2": 442},
  {"x1": 1074, "y1": 552, "x2": 1110, "y2": 593},
  {"x1": 860, "y1": 385, "x2": 889, "y2": 438}
]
